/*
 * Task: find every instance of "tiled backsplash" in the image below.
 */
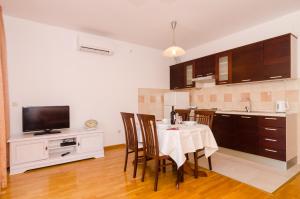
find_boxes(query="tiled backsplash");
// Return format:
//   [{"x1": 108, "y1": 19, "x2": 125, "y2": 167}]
[
  {"x1": 190, "y1": 79, "x2": 299, "y2": 112},
  {"x1": 138, "y1": 79, "x2": 300, "y2": 118}
]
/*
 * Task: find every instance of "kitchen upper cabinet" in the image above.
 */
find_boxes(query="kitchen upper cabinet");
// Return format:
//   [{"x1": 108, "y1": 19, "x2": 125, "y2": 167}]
[
  {"x1": 183, "y1": 61, "x2": 195, "y2": 88},
  {"x1": 262, "y1": 34, "x2": 296, "y2": 80},
  {"x1": 232, "y1": 42, "x2": 263, "y2": 83},
  {"x1": 194, "y1": 55, "x2": 215, "y2": 78},
  {"x1": 215, "y1": 51, "x2": 232, "y2": 85},
  {"x1": 170, "y1": 63, "x2": 185, "y2": 89}
]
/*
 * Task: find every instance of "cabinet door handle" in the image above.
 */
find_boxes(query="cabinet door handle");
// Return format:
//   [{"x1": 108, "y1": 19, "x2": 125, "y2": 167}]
[
  {"x1": 206, "y1": 73, "x2": 213, "y2": 76},
  {"x1": 241, "y1": 116, "x2": 251, "y2": 119},
  {"x1": 265, "y1": 138, "x2": 277, "y2": 142},
  {"x1": 186, "y1": 85, "x2": 193, "y2": 88},
  {"x1": 241, "y1": 79, "x2": 251, "y2": 82},
  {"x1": 78, "y1": 142, "x2": 80, "y2": 146},
  {"x1": 265, "y1": 127, "x2": 277, "y2": 131},
  {"x1": 221, "y1": 115, "x2": 230, "y2": 117},
  {"x1": 219, "y1": 81, "x2": 228, "y2": 84},
  {"x1": 173, "y1": 87, "x2": 179, "y2": 89},
  {"x1": 269, "y1": 76, "x2": 282, "y2": 79},
  {"x1": 264, "y1": 117, "x2": 277, "y2": 120},
  {"x1": 197, "y1": 74, "x2": 203, "y2": 77},
  {"x1": 265, "y1": 148, "x2": 277, "y2": 153},
  {"x1": 45, "y1": 146, "x2": 48, "y2": 151}
]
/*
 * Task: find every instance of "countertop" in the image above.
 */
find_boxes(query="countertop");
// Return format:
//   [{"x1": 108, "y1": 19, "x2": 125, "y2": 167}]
[{"x1": 215, "y1": 110, "x2": 295, "y2": 117}]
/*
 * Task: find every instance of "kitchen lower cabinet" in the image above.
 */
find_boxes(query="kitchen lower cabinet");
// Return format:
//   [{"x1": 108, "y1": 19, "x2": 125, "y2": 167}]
[
  {"x1": 212, "y1": 114, "x2": 237, "y2": 149},
  {"x1": 212, "y1": 113, "x2": 295, "y2": 162}
]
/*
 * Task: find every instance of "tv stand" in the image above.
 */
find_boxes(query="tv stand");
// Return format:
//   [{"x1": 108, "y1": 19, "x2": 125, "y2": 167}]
[
  {"x1": 8, "y1": 129, "x2": 104, "y2": 175},
  {"x1": 34, "y1": 130, "x2": 61, "y2": 136}
]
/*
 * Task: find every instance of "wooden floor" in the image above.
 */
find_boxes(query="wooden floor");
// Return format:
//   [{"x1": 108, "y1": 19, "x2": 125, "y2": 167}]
[{"x1": 1, "y1": 147, "x2": 300, "y2": 199}]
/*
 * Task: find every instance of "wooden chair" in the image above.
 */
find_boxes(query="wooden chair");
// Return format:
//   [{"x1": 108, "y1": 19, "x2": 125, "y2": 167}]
[
  {"x1": 192, "y1": 110, "x2": 215, "y2": 178},
  {"x1": 120, "y1": 112, "x2": 143, "y2": 178},
  {"x1": 175, "y1": 109, "x2": 191, "y2": 121},
  {"x1": 137, "y1": 114, "x2": 176, "y2": 191}
]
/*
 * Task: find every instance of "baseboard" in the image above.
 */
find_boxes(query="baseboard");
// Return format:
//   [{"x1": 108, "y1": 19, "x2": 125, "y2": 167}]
[{"x1": 104, "y1": 144, "x2": 125, "y2": 150}]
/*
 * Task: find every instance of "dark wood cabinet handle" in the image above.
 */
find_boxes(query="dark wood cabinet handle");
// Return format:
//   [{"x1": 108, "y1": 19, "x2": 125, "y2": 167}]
[
  {"x1": 241, "y1": 116, "x2": 251, "y2": 119},
  {"x1": 269, "y1": 76, "x2": 282, "y2": 79},
  {"x1": 197, "y1": 75, "x2": 203, "y2": 77},
  {"x1": 265, "y1": 148, "x2": 277, "y2": 153},
  {"x1": 206, "y1": 73, "x2": 213, "y2": 76},
  {"x1": 264, "y1": 117, "x2": 277, "y2": 120},
  {"x1": 241, "y1": 79, "x2": 251, "y2": 82},
  {"x1": 265, "y1": 138, "x2": 277, "y2": 142},
  {"x1": 221, "y1": 115, "x2": 230, "y2": 117},
  {"x1": 265, "y1": 127, "x2": 277, "y2": 131},
  {"x1": 45, "y1": 146, "x2": 48, "y2": 151}
]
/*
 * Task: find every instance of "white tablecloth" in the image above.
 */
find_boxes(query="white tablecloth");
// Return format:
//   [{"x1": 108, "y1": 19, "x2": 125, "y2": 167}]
[{"x1": 137, "y1": 123, "x2": 218, "y2": 167}]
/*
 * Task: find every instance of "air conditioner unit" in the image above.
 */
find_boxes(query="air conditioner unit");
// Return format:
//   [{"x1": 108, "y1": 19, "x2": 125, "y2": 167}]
[{"x1": 77, "y1": 36, "x2": 114, "y2": 56}]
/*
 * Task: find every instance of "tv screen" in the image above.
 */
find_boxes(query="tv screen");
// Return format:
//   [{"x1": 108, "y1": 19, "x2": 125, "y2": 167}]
[{"x1": 22, "y1": 106, "x2": 70, "y2": 134}]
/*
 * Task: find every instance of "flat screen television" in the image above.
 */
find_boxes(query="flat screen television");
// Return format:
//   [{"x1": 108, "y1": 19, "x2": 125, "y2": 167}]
[{"x1": 22, "y1": 106, "x2": 70, "y2": 135}]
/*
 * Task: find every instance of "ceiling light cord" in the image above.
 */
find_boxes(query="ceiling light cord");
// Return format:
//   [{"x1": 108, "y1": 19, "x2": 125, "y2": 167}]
[{"x1": 171, "y1": 21, "x2": 177, "y2": 45}]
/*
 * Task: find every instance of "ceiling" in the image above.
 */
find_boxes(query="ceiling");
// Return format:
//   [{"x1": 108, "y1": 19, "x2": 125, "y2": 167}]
[{"x1": 1, "y1": 0, "x2": 300, "y2": 50}]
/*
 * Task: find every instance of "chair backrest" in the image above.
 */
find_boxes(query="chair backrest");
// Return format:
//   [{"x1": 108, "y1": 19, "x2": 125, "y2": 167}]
[
  {"x1": 194, "y1": 110, "x2": 215, "y2": 128},
  {"x1": 175, "y1": 109, "x2": 191, "y2": 121},
  {"x1": 120, "y1": 112, "x2": 138, "y2": 151},
  {"x1": 137, "y1": 114, "x2": 159, "y2": 158}
]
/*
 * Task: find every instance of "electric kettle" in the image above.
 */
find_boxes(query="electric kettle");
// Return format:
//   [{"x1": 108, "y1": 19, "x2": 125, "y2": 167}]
[{"x1": 276, "y1": 101, "x2": 289, "y2": 113}]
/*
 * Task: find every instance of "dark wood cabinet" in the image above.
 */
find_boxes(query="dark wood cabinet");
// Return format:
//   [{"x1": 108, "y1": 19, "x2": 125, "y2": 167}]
[
  {"x1": 215, "y1": 51, "x2": 232, "y2": 85},
  {"x1": 212, "y1": 114, "x2": 237, "y2": 149},
  {"x1": 262, "y1": 34, "x2": 293, "y2": 80},
  {"x1": 169, "y1": 33, "x2": 296, "y2": 89},
  {"x1": 183, "y1": 61, "x2": 195, "y2": 88},
  {"x1": 235, "y1": 115, "x2": 258, "y2": 154},
  {"x1": 212, "y1": 113, "x2": 286, "y2": 161},
  {"x1": 194, "y1": 55, "x2": 215, "y2": 78},
  {"x1": 232, "y1": 42, "x2": 263, "y2": 83},
  {"x1": 170, "y1": 64, "x2": 185, "y2": 89}
]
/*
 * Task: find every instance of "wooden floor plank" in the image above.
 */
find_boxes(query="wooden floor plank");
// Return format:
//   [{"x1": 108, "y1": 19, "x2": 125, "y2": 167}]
[{"x1": 0, "y1": 147, "x2": 299, "y2": 198}]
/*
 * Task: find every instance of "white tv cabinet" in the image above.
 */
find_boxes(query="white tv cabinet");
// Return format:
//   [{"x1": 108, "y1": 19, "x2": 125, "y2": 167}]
[{"x1": 8, "y1": 129, "x2": 104, "y2": 175}]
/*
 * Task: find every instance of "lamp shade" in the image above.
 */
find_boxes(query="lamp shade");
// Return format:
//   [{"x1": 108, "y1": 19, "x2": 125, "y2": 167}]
[{"x1": 163, "y1": 46, "x2": 186, "y2": 57}]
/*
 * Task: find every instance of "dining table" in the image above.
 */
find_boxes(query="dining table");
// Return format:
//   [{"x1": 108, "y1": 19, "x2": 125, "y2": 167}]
[{"x1": 137, "y1": 121, "x2": 219, "y2": 185}]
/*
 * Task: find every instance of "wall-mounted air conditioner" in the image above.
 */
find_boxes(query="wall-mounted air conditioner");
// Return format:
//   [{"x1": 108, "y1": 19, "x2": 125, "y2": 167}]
[{"x1": 77, "y1": 35, "x2": 114, "y2": 56}]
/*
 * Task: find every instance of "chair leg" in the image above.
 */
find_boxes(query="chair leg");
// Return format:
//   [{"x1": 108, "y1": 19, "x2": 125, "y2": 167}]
[
  {"x1": 141, "y1": 155, "x2": 147, "y2": 182},
  {"x1": 208, "y1": 156, "x2": 212, "y2": 170},
  {"x1": 180, "y1": 167, "x2": 184, "y2": 182},
  {"x1": 194, "y1": 152, "x2": 198, "y2": 178},
  {"x1": 133, "y1": 150, "x2": 138, "y2": 178},
  {"x1": 185, "y1": 153, "x2": 189, "y2": 160},
  {"x1": 162, "y1": 159, "x2": 166, "y2": 173},
  {"x1": 154, "y1": 159, "x2": 159, "y2": 192},
  {"x1": 124, "y1": 148, "x2": 128, "y2": 172}
]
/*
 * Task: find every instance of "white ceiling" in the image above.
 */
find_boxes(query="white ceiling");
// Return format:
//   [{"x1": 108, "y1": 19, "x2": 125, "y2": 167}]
[{"x1": 1, "y1": 0, "x2": 300, "y2": 50}]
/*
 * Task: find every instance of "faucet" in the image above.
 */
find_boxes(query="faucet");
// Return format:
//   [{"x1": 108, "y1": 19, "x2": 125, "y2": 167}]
[{"x1": 244, "y1": 97, "x2": 252, "y2": 112}]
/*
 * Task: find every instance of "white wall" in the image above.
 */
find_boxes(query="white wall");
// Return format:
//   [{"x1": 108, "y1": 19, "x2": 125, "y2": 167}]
[
  {"x1": 181, "y1": 10, "x2": 300, "y2": 164},
  {"x1": 4, "y1": 16, "x2": 171, "y2": 146}
]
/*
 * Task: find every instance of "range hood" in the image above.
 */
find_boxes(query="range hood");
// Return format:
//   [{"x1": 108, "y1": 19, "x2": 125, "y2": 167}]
[{"x1": 192, "y1": 75, "x2": 216, "y2": 88}]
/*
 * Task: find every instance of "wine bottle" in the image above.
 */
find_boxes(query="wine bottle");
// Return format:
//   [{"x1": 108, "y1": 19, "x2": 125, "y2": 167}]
[{"x1": 170, "y1": 106, "x2": 176, "y2": 125}]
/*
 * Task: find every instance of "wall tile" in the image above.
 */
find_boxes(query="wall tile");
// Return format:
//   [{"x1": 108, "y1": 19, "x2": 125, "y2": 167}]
[
  {"x1": 260, "y1": 91, "x2": 272, "y2": 102},
  {"x1": 150, "y1": 96, "x2": 156, "y2": 103},
  {"x1": 197, "y1": 95, "x2": 204, "y2": 103},
  {"x1": 138, "y1": 95, "x2": 145, "y2": 103},
  {"x1": 224, "y1": 93, "x2": 232, "y2": 102},
  {"x1": 240, "y1": 92, "x2": 250, "y2": 102},
  {"x1": 210, "y1": 94, "x2": 217, "y2": 102},
  {"x1": 285, "y1": 90, "x2": 299, "y2": 102}
]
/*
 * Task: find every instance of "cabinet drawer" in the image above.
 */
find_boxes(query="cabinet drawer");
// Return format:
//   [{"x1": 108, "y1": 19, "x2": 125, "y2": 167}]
[
  {"x1": 258, "y1": 127, "x2": 285, "y2": 138},
  {"x1": 258, "y1": 116, "x2": 286, "y2": 128},
  {"x1": 259, "y1": 147, "x2": 286, "y2": 161},
  {"x1": 259, "y1": 137, "x2": 286, "y2": 150}
]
